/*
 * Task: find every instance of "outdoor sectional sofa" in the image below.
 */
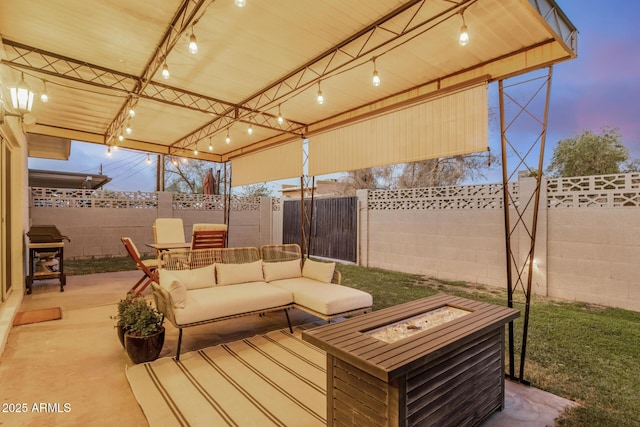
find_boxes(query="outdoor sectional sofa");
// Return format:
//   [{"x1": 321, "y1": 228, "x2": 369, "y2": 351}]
[{"x1": 151, "y1": 244, "x2": 373, "y2": 360}]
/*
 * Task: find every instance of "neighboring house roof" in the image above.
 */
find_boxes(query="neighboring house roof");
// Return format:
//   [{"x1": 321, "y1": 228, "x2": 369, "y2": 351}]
[{"x1": 28, "y1": 169, "x2": 111, "y2": 190}]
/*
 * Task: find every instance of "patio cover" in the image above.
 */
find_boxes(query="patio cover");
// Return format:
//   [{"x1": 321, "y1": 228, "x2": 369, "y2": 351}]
[{"x1": 0, "y1": 0, "x2": 577, "y2": 185}]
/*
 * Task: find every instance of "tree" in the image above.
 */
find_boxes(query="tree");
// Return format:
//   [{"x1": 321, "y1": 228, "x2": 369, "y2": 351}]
[
  {"x1": 340, "y1": 165, "x2": 396, "y2": 194},
  {"x1": 237, "y1": 183, "x2": 273, "y2": 197},
  {"x1": 546, "y1": 127, "x2": 636, "y2": 177},
  {"x1": 165, "y1": 158, "x2": 226, "y2": 194},
  {"x1": 340, "y1": 152, "x2": 496, "y2": 193},
  {"x1": 397, "y1": 153, "x2": 496, "y2": 188}
]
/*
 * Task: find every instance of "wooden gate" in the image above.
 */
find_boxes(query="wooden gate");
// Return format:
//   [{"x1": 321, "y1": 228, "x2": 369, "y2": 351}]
[{"x1": 283, "y1": 196, "x2": 357, "y2": 262}]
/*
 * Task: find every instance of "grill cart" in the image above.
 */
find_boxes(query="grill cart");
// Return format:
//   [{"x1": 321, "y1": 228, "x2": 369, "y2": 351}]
[{"x1": 26, "y1": 225, "x2": 70, "y2": 294}]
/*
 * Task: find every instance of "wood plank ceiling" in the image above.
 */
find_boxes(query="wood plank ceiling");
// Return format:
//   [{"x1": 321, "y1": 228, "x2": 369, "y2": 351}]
[{"x1": 0, "y1": 0, "x2": 576, "y2": 164}]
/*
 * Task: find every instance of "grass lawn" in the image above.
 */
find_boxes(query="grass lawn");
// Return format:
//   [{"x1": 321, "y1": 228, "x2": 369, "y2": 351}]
[{"x1": 67, "y1": 258, "x2": 640, "y2": 426}]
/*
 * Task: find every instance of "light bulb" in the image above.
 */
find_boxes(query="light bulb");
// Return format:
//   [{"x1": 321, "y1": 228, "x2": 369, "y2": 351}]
[
  {"x1": 208, "y1": 138, "x2": 213, "y2": 151},
  {"x1": 372, "y1": 70, "x2": 381, "y2": 87},
  {"x1": 128, "y1": 108, "x2": 136, "y2": 117},
  {"x1": 107, "y1": 146, "x2": 112, "y2": 156},
  {"x1": 162, "y1": 63, "x2": 170, "y2": 79},
  {"x1": 40, "y1": 81, "x2": 49, "y2": 103},
  {"x1": 225, "y1": 134, "x2": 231, "y2": 144},
  {"x1": 189, "y1": 33, "x2": 198, "y2": 55},
  {"x1": 125, "y1": 120, "x2": 132, "y2": 135},
  {"x1": 171, "y1": 158, "x2": 178, "y2": 166},
  {"x1": 181, "y1": 157, "x2": 187, "y2": 164},
  {"x1": 118, "y1": 132, "x2": 124, "y2": 142},
  {"x1": 194, "y1": 147, "x2": 199, "y2": 155},
  {"x1": 459, "y1": 24, "x2": 469, "y2": 46},
  {"x1": 234, "y1": 0, "x2": 246, "y2": 7},
  {"x1": 247, "y1": 124, "x2": 253, "y2": 135},
  {"x1": 317, "y1": 82, "x2": 324, "y2": 105},
  {"x1": 277, "y1": 105, "x2": 284, "y2": 124},
  {"x1": 146, "y1": 154, "x2": 152, "y2": 165}
]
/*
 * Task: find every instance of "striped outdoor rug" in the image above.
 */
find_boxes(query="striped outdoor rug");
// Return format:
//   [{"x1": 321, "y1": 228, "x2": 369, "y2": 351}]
[{"x1": 126, "y1": 328, "x2": 327, "y2": 427}]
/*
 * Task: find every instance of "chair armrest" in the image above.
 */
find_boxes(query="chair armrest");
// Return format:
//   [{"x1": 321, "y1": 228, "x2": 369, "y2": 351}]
[
  {"x1": 151, "y1": 282, "x2": 177, "y2": 327},
  {"x1": 331, "y1": 269, "x2": 341, "y2": 285}
]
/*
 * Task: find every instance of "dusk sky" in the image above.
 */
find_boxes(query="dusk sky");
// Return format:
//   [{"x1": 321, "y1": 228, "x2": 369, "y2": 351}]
[{"x1": 29, "y1": 0, "x2": 640, "y2": 192}]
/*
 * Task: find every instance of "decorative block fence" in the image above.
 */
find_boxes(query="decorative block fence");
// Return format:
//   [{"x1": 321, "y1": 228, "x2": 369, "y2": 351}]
[{"x1": 29, "y1": 172, "x2": 640, "y2": 311}]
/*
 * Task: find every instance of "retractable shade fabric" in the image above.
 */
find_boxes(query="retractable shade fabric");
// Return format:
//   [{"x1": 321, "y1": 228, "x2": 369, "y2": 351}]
[
  {"x1": 231, "y1": 139, "x2": 303, "y2": 187},
  {"x1": 308, "y1": 83, "x2": 488, "y2": 176}
]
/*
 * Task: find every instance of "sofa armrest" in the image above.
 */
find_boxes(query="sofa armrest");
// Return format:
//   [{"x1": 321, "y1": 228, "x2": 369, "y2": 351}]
[
  {"x1": 331, "y1": 269, "x2": 341, "y2": 285},
  {"x1": 151, "y1": 282, "x2": 178, "y2": 327}
]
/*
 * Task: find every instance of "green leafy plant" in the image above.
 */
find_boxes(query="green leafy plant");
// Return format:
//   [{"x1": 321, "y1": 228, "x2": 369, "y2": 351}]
[{"x1": 117, "y1": 295, "x2": 164, "y2": 337}]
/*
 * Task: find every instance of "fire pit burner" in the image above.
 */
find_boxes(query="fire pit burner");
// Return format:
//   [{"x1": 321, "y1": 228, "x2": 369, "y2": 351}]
[{"x1": 366, "y1": 305, "x2": 471, "y2": 343}]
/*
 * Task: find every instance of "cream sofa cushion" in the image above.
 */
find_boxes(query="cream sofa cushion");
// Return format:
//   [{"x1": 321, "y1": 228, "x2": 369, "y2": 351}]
[
  {"x1": 262, "y1": 259, "x2": 301, "y2": 282},
  {"x1": 302, "y1": 259, "x2": 335, "y2": 283},
  {"x1": 159, "y1": 264, "x2": 215, "y2": 290},
  {"x1": 269, "y1": 277, "x2": 372, "y2": 316},
  {"x1": 216, "y1": 260, "x2": 264, "y2": 286},
  {"x1": 166, "y1": 280, "x2": 187, "y2": 309},
  {"x1": 172, "y1": 283, "x2": 293, "y2": 325}
]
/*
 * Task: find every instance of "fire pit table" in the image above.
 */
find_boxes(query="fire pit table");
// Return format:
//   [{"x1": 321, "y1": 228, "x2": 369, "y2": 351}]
[{"x1": 302, "y1": 294, "x2": 519, "y2": 427}]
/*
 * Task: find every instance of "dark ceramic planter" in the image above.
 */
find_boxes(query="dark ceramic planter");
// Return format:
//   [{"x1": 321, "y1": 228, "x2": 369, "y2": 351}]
[
  {"x1": 124, "y1": 327, "x2": 165, "y2": 364},
  {"x1": 116, "y1": 322, "x2": 127, "y2": 349}
]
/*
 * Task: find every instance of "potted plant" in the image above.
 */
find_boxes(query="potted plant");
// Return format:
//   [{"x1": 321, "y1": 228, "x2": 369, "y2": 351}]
[
  {"x1": 121, "y1": 296, "x2": 165, "y2": 364},
  {"x1": 113, "y1": 293, "x2": 137, "y2": 348}
]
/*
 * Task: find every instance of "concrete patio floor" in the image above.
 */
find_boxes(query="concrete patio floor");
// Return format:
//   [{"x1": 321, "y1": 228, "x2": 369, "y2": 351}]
[{"x1": 0, "y1": 271, "x2": 576, "y2": 426}]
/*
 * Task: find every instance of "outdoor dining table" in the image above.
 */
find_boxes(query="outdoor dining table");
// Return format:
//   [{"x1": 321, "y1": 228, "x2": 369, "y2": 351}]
[{"x1": 145, "y1": 242, "x2": 191, "y2": 252}]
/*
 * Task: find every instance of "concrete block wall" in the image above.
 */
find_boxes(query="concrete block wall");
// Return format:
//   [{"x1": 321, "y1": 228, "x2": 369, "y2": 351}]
[
  {"x1": 547, "y1": 208, "x2": 640, "y2": 311},
  {"x1": 358, "y1": 175, "x2": 640, "y2": 312},
  {"x1": 29, "y1": 191, "x2": 268, "y2": 259}
]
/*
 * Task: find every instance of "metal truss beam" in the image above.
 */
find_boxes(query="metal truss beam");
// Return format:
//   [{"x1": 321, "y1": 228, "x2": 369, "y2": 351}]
[
  {"x1": 499, "y1": 66, "x2": 553, "y2": 384},
  {"x1": 171, "y1": 0, "x2": 474, "y2": 153},
  {"x1": 105, "y1": 0, "x2": 209, "y2": 143},
  {"x1": 0, "y1": 37, "x2": 306, "y2": 143}
]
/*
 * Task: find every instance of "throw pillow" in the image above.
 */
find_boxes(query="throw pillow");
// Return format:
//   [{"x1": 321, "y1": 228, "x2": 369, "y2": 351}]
[
  {"x1": 159, "y1": 264, "x2": 216, "y2": 290},
  {"x1": 167, "y1": 279, "x2": 187, "y2": 309},
  {"x1": 216, "y1": 260, "x2": 264, "y2": 286},
  {"x1": 302, "y1": 258, "x2": 335, "y2": 283},
  {"x1": 262, "y1": 259, "x2": 302, "y2": 282}
]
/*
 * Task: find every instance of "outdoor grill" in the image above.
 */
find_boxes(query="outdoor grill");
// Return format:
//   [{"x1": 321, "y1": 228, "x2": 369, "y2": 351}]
[{"x1": 26, "y1": 225, "x2": 70, "y2": 294}]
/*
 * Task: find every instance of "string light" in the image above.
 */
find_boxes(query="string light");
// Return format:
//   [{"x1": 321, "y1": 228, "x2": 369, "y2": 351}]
[
  {"x1": 277, "y1": 104, "x2": 284, "y2": 125},
  {"x1": 118, "y1": 131, "x2": 124, "y2": 142},
  {"x1": 372, "y1": 58, "x2": 381, "y2": 87},
  {"x1": 225, "y1": 128, "x2": 231, "y2": 144},
  {"x1": 125, "y1": 119, "x2": 132, "y2": 135},
  {"x1": 188, "y1": 28, "x2": 198, "y2": 54},
  {"x1": 128, "y1": 107, "x2": 136, "y2": 118},
  {"x1": 194, "y1": 145, "x2": 199, "y2": 155},
  {"x1": 106, "y1": 146, "x2": 112, "y2": 156},
  {"x1": 40, "y1": 80, "x2": 49, "y2": 103},
  {"x1": 234, "y1": 0, "x2": 246, "y2": 7},
  {"x1": 459, "y1": 12, "x2": 469, "y2": 46},
  {"x1": 162, "y1": 62, "x2": 170, "y2": 79},
  {"x1": 317, "y1": 81, "x2": 324, "y2": 105},
  {"x1": 208, "y1": 137, "x2": 213, "y2": 151},
  {"x1": 247, "y1": 124, "x2": 253, "y2": 135},
  {"x1": 146, "y1": 154, "x2": 152, "y2": 165}
]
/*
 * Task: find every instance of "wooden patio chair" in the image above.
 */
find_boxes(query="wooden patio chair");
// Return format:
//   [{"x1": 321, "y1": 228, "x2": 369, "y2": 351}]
[
  {"x1": 153, "y1": 218, "x2": 186, "y2": 244},
  {"x1": 121, "y1": 237, "x2": 160, "y2": 296},
  {"x1": 190, "y1": 223, "x2": 227, "y2": 250}
]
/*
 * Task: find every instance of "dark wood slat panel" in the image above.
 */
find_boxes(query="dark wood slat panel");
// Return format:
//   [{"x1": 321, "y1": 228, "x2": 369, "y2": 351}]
[{"x1": 283, "y1": 196, "x2": 357, "y2": 262}]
